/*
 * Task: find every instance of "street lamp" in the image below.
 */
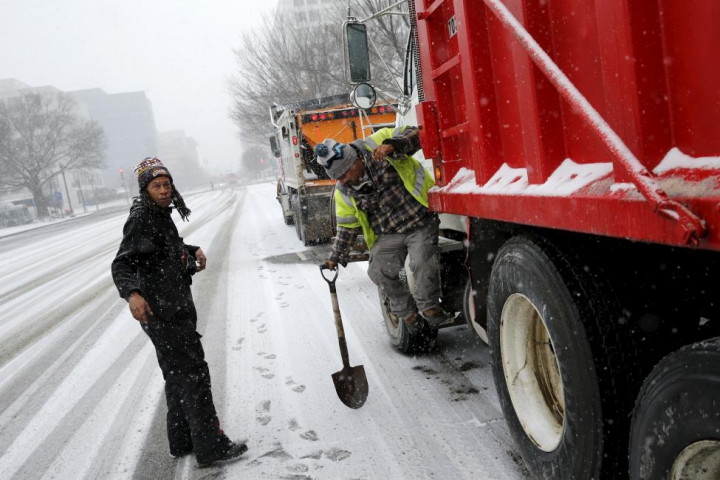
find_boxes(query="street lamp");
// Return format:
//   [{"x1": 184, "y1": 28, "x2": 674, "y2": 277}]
[
  {"x1": 72, "y1": 171, "x2": 88, "y2": 214},
  {"x1": 60, "y1": 164, "x2": 74, "y2": 215},
  {"x1": 119, "y1": 167, "x2": 130, "y2": 205}
]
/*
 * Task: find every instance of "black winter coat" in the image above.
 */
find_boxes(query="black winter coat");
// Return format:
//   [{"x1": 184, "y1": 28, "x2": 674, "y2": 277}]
[{"x1": 112, "y1": 197, "x2": 199, "y2": 321}]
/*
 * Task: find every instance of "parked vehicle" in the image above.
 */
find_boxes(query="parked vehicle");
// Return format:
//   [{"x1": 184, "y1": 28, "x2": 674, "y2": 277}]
[
  {"x1": 269, "y1": 93, "x2": 396, "y2": 245},
  {"x1": 227, "y1": 173, "x2": 239, "y2": 189},
  {"x1": 0, "y1": 203, "x2": 34, "y2": 228},
  {"x1": 345, "y1": 1, "x2": 720, "y2": 479}
]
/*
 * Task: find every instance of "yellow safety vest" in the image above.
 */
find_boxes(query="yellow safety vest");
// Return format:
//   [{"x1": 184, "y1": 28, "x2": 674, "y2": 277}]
[{"x1": 333, "y1": 126, "x2": 434, "y2": 250}]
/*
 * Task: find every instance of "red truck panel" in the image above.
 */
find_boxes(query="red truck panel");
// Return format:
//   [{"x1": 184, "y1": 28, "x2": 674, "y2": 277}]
[{"x1": 416, "y1": 0, "x2": 720, "y2": 250}]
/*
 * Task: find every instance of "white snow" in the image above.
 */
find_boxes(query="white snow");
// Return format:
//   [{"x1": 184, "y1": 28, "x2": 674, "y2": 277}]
[
  {"x1": 653, "y1": 147, "x2": 720, "y2": 174},
  {"x1": 434, "y1": 159, "x2": 613, "y2": 197},
  {"x1": 434, "y1": 147, "x2": 720, "y2": 198},
  {"x1": 0, "y1": 184, "x2": 526, "y2": 480}
]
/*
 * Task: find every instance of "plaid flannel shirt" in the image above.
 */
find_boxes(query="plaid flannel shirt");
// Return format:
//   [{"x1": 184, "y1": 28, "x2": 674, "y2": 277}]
[{"x1": 329, "y1": 126, "x2": 436, "y2": 264}]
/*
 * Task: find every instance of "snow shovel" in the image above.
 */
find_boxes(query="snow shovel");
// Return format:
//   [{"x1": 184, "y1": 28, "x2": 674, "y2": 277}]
[{"x1": 320, "y1": 265, "x2": 368, "y2": 409}]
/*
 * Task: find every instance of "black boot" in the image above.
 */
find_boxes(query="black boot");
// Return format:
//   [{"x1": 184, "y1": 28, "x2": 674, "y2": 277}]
[{"x1": 196, "y1": 440, "x2": 248, "y2": 468}]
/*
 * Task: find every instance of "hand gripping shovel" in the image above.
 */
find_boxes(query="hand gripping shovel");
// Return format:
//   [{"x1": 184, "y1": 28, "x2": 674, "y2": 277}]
[{"x1": 320, "y1": 265, "x2": 369, "y2": 409}]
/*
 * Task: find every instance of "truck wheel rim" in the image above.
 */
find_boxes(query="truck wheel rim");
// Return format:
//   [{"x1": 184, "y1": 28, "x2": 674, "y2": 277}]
[
  {"x1": 500, "y1": 293, "x2": 565, "y2": 452},
  {"x1": 670, "y1": 440, "x2": 720, "y2": 480}
]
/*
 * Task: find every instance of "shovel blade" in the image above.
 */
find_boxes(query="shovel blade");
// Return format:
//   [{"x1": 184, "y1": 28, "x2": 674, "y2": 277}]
[{"x1": 331, "y1": 365, "x2": 368, "y2": 409}]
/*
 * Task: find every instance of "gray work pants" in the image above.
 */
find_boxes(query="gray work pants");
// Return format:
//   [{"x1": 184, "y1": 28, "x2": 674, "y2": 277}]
[{"x1": 367, "y1": 219, "x2": 441, "y2": 319}]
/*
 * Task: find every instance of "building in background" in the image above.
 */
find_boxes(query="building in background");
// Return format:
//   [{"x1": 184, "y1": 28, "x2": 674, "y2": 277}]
[
  {"x1": 0, "y1": 79, "x2": 105, "y2": 216},
  {"x1": 70, "y1": 88, "x2": 160, "y2": 193},
  {"x1": 158, "y1": 130, "x2": 205, "y2": 191},
  {"x1": 277, "y1": 0, "x2": 342, "y2": 27}
]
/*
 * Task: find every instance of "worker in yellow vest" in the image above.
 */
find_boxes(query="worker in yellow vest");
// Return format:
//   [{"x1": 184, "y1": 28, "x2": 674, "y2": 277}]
[{"x1": 316, "y1": 126, "x2": 453, "y2": 334}]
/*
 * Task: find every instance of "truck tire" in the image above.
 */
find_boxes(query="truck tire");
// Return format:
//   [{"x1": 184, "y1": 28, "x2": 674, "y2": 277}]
[
  {"x1": 487, "y1": 235, "x2": 636, "y2": 480},
  {"x1": 291, "y1": 194, "x2": 307, "y2": 245},
  {"x1": 377, "y1": 269, "x2": 437, "y2": 353},
  {"x1": 629, "y1": 338, "x2": 720, "y2": 480},
  {"x1": 378, "y1": 289, "x2": 437, "y2": 353},
  {"x1": 284, "y1": 213, "x2": 294, "y2": 226}
]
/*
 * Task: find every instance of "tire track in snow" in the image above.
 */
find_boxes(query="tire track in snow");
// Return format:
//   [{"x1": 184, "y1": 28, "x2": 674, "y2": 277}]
[
  {"x1": 0, "y1": 290, "x2": 125, "y2": 457},
  {"x1": 7, "y1": 330, "x2": 148, "y2": 480}
]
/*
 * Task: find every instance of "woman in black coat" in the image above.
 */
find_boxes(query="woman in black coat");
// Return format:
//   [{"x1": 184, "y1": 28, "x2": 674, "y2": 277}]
[{"x1": 111, "y1": 158, "x2": 246, "y2": 467}]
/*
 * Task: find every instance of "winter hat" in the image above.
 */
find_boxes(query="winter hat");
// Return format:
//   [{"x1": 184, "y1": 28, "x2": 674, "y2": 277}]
[
  {"x1": 134, "y1": 157, "x2": 173, "y2": 192},
  {"x1": 314, "y1": 139, "x2": 358, "y2": 180},
  {"x1": 133, "y1": 157, "x2": 192, "y2": 221}
]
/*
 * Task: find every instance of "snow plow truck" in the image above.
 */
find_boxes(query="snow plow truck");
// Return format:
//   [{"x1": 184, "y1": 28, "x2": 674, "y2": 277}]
[
  {"x1": 344, "y1": 1, "x2": 720, "y2": 479},
  {"x1": 269, "y1": 94, "x2": 396, "y2": 245}
]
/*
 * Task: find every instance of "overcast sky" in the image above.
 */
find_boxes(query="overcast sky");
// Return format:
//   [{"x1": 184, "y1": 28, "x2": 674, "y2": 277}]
[{"x1": 0, "y1": 0, "x2": 277, "y2": 173}]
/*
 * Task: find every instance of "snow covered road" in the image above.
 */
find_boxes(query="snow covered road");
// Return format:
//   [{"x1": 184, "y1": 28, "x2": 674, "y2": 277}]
[{"x1": 0, "y1": 184, "x2": 528, "y2": 479}]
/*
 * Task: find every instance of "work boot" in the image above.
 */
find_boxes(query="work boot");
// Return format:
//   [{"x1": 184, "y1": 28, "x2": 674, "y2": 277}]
[
  {"x1": 169, "y1": 446, "x2": 193, "y2": 459},
  {"x1": 403, "y1": 312, "x2": 425, "y2": 336},
  {"x1": 196, "y1": 440, "x2": 248, "y2": 468},
  {"x1": 420, "y1": 306, "x2": 454, "y2": 328}
]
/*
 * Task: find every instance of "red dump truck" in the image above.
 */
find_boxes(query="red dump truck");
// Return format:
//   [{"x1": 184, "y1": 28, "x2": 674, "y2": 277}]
[{"x1": 345, "y1": 1, "x2": 720, "y2": 479}]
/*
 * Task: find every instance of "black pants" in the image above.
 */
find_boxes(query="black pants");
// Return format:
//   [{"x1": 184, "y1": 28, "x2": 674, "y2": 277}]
[{"x1": 141, "y1": 306, "x2": 227, "y2": 457}]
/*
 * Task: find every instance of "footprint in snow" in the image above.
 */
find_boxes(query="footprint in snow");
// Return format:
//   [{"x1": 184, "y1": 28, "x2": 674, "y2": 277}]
[
  {"x1": 232, "y1": 337, "x2": 245, "y2": 351},
  {"x1": 300, "y1": 430, "x2": 318, "y2": 441},
  {"x1": 300, "y1": 450, "x2": 323, "y2": 460},
  {"x1": 265, "y1": 354, "x2": 276, "y2": 360},
  {"x1": 324, "y1": 448, "x2": 352, "y2": 461},
  {"x1": 262, "y1": 373, "x2": 275, "y2": 379},
  {"x1": 288, "y1": 419, "x2": 301, "y2": 432},
  {"x1": 258, "y1": 443, "x2": 293, "y2": 460},
  {"x1": 285, "y1": 377, "x2": 306, "y2": 393},
  {"x1": 255, "y1": 400, "x2": 272, "y2": 425},
  {"x1": 285, "y1": 463, "x2": 309, "y2": 474}
]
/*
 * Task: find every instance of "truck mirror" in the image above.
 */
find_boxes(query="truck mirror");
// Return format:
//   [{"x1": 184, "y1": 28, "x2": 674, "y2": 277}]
[
  {"x1": 350, "y1": 83, "x2": 377, "y2": 109},
  {"x1": 269, "y1": 136, "x2": 280, "y2": 157},
  {"x1": 344, "y1": 22, "x2": 371, "y2": 83}
]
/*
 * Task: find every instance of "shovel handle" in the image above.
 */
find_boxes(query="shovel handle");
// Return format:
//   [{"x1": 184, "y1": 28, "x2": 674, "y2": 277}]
[
  {"x1": 319, "y1": 264, "x2": 339, "y2": 292},
  {"x1": 320, "y1": 265, "x2": 351, "y2": 368}
]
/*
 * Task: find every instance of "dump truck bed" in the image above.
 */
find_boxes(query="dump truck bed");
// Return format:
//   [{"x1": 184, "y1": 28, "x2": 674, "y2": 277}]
[{"x1": 415, "y1": 0, "x2": 720, "y2": 250}]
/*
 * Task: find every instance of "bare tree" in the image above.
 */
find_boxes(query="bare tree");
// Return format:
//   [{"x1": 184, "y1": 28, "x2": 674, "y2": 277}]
[
  {"x1": 240, "y1": 144, "x2": 272, "y2": 178},
  {"x1": 229, "y1": 0, "x2": 409, "y2": 143},
  {"x1": 0, "y1": 92, "x2": 105, "y2": 218}
]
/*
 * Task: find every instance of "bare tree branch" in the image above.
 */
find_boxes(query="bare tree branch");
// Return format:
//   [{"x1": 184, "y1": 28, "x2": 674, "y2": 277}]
[
  {"x1": 0, "y1": 92, "x2": 106, "y2": 218},
  {"x1": 228, "y1": 1, "x2": 409, "y2": 144}
]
